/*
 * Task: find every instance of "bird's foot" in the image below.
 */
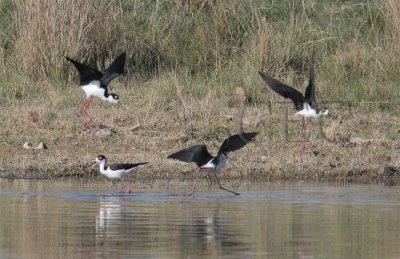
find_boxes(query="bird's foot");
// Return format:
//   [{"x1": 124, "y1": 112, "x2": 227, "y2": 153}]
[
  {"x1": 84, "y1": 121, "x2": 102, "y2": 135},
  {"x1": 221, "y1": 188, "x2": 240, "y2": 195}
]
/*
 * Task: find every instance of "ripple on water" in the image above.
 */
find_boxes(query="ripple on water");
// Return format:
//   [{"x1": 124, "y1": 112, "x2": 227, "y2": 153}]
[{"x1": 0, "y1": 181, "x2": 399, "y2": 258}]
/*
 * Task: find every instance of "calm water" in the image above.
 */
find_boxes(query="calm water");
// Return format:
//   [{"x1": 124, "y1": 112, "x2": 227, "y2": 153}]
[{"x1": 0, "y1": 179, "x2": 399, "y2": 258}]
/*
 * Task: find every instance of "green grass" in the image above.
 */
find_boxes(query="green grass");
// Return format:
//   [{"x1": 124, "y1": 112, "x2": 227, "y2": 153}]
[{"x1": 0, "y1": 0, "x2": 399, "y2": 105}]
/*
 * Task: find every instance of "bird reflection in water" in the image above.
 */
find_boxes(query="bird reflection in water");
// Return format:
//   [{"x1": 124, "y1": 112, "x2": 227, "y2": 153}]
[
  {"x1": 95, "y1": 196, "x2": 129, "y2": 247},
  {"x1": 176, "y1": 203, "x2": 249, "y2": 256}
]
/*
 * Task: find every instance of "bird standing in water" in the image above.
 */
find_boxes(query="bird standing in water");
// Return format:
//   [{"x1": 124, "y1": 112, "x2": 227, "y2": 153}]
[
  {"x1": 168, "y1": 132, "x2": 257, "y2": 196},
  {"x1": 95, "y1": 155, "x2": 147, "y2": 193}
]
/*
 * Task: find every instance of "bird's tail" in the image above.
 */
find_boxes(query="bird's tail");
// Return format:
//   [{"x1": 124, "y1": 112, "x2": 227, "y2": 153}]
[{"x1": 290, "y1": 111, "x2": 302, "y2": 118}]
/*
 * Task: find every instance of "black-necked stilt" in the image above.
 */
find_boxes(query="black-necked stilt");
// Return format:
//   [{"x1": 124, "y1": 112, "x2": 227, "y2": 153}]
[
  {"x1": 259, "y1": 66, "x2": 328, "y2": 154},
  {"x1": 95, "y1": 155, "x2": 147, "y2": 193},
  {"x1": 66, "y1": 52, "x2": 126, "y2": 119},
  {"x1": 167, "y1": 132, "x2": 257, "y2": 196}
]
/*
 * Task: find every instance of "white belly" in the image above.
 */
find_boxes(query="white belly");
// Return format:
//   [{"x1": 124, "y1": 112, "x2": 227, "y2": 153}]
[
  {"x1": 100, "y1": 167, "x2": 135, "y2": 179},
  {"x1": 200, "y1": 154, "x2": 227, "y2": 173},
  {"x1": 294, "y1": 103, "x2": 319, "y2": 119},
  {"x1": 81, "y1": 81, "x2": 106, "y2": 100}
]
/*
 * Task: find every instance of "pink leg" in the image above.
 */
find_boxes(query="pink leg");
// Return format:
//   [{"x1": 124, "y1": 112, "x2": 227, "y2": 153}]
[
  {"x1": 87, "y1": 123, "x2": 102, "y2": 136},
  {"x1": 80, "y1": 97, "x2": 102, "y2": 134},
  {"x1": 187, "y1": 168, "x2": 201, "y2": 196},
  {"x1": 214, "y1": 173, "x2": 240, "y2": 195},
  {"x1": 120, "y1": 177, "x2": 132, "y2": 193},
  {"x1": 299, "y1": 118, "x2": 310, "y2": 155},
  {"x1": 80, "y1": 97, "x2": 93, "y2": 119}
]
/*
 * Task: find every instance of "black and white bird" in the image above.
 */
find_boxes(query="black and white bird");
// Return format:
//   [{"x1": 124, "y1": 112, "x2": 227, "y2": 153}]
[
  {"x1": 259, "y1": 65, "x2": 328, "y2": 154},
  {"x1": 167, "y1": 132, "x2": 257, "y2": 196},
  {"x1": 66, "y1": 52, "x2": 126, "y2": 119},
  {"x1": 95, "y1": 155, "x2": 147, "y2": 193}
]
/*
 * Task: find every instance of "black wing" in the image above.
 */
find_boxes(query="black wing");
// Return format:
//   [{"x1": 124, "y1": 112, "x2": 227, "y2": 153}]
[
  {"x1": 258, "y1": 72, "x2": 305, "y2": 111},
  {"x1": 304, "y1": 64, "x2": 316, "y2": 106},
  {"x1": 218, "y1": 132, "x2": 257, "y2": 154},
  {"x1": 167, "y1": 145, "x2": 213, "y2": 168},
  {"x1": 101, "y1": 52, "x2": 126, "y2": 87},
  {"x1": 66, "y1": 57, "x2": 102, "y2": 85},
  {"x1": 108, "y1": 162, "x2": 147, "y2": 171},
  {"x1": 304, "y1": 48, "x2": 318, "y2": 107}
]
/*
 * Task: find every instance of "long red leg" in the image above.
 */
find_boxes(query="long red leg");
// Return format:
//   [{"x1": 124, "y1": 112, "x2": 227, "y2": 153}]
[
  {"x1": 80, "y1": 97, "x2": 93, "y2": 119},
  {"x1": 80, "y1": 98, "x2": 89, "y2": 116},
  {"x1": 80, "y1": 97, "x2": 102, "y2": 134},
  {"x1": 299, "y1": 118, "x2": 310, "y2": 155},
  {"x1": 299, "y1": 118, "x2": 305, "y2": 154},
  {"x1": 214, "y1": 173, "x2": 240, "y2": 195},
  {"x1": 120, "y1": 177, "x2": 132, "y2": 193},
  {"x1": 187, "y1": 168, "x2": 201, "y2": 196}
]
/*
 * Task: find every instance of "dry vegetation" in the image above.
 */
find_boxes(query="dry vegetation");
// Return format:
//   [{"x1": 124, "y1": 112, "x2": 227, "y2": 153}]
[{"x1": 1, "y1": 0, "x2": 400, "y2": 183}]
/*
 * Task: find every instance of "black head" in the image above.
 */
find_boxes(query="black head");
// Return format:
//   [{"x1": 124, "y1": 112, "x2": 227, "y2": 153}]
[
  {"x1": 96, "y1": 155, "x2": 107, "y2": 163},
  {"x1": 319, "y1": 107, "x2": 329, "y2": 116},
  {"x1": 108, "y1": 93, "x2": 120, "y2": 104}
]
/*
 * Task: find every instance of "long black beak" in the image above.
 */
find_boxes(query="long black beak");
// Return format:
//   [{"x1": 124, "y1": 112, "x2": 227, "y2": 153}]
[
  {"x1": 87, "y1": 161, "x2": 98, "y2": 168},
  {"x1": 327, "y1": 113, "x2": 338, "y2": 119},
  {"x1": 118, "y1": 102, "x2": 127, "y2": 111}
]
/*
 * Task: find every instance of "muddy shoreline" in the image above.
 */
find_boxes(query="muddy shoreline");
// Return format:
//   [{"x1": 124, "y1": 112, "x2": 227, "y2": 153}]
[
  {"x1": 2, "y1": 94, "x2": 400, "y2": 186},
  {"x1": 2, "y1": 134, "x2": 400, "y2": 185}
]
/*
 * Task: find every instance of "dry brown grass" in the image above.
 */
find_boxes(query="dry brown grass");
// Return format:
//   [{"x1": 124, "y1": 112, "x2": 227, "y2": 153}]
[
  {"x1": 0, "y1": 0, "x2": 396, "y2": 97},
  {"x1": 1, "y1": 1, "x2": 400, "y2": 184},
  {"x1": 1, "y1": 76, "x2": 399, "y2": 184},
  {"x1": 12, "y1": 0, "x2": 123, "y2": 79}
]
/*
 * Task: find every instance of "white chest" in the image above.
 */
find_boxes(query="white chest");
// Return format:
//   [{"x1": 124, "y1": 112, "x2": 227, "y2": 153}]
[
  {"x1": 81, "y1": 81, "x2": 106, "y2": 100},
  {"x1": 295, "y1": 103, "x2": 319, "y2": 118},
  {"x1": 200, "y1": 154, "x2": 227, "y2": 173},
  {"x1": 99, "y1": 165, "x2": 131, "y2": 179}
]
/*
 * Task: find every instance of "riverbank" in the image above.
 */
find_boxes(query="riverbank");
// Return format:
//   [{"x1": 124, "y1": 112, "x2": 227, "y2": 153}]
[{"x1": 1, "y1": 85, "x2": 399, "y2": 184}]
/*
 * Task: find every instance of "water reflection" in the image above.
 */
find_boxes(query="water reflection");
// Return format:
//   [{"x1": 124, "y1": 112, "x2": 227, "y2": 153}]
[
  {"x1": 96, "y1": 196, "x2": 125, "y2": 245},
  {"x1": 0, "y1": 181, "x2": 399, "y2": 258},
  {"x1": 175, "y1": 202, "x2": 249, "y2": 257},
  {"x1": 94, "y1": 195, "x2": 249, "y2": 257}
]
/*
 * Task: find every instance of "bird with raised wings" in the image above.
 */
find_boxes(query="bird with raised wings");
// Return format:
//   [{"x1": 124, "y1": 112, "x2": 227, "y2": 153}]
[
  {"x1": 168, "y1": 132, "x2": 257, "y2": 196},
  {"x1": 66, "y1": 52, "x2": 126, "y2": 121},
  {"x1": 259, "y1": 64, "x2": 328, "y2": 154}
]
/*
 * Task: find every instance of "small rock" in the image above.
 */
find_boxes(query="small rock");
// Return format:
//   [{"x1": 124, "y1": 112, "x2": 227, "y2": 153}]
[
  {"x1": 85, "y1": 124, "x2": 116, "y2": 138},
  {"x1": 90, "y1": 128, "x2": 115, "y2": 138}
]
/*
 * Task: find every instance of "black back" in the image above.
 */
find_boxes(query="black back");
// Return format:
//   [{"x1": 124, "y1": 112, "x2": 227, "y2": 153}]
[
  {"x1": 259, "y1": 72, "x2": 305, "y2": 111},
  {"x1": 101, "y1": 52, "x2": 126, "y2": 86},
  {"x1": 218, "y1": 132, "x2": 257, "y2": 155},
  {"x1": 108, "y1": 162, "x2": 148, "y2": 171},
  {"x1": 66, "y1": 57, "x2": 102, "y2": 85},
  {"x1": 167, "y1": 145, "x2": 214, "y2": 168},
  {"x1": 66, "y1": 52, "x2": 126, "y2": 87}
]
